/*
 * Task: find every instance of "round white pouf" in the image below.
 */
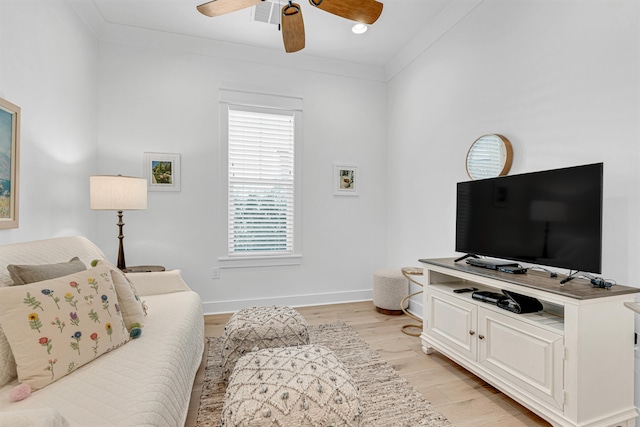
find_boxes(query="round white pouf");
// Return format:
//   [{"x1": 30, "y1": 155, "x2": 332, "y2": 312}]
[{"x1": 372, "y1": 269, "x2": 409, "y2": 315}]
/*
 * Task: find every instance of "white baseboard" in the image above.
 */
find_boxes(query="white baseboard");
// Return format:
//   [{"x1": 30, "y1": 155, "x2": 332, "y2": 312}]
[
  {"x1": 202, "y1": 289, "x2": 426, "y2": 318},
  {"x1": 407, "y1": 297, "x2": 424, "y2": 320},
  {"x1": 202, "y1": 289, "x2": 374, "y2": 315}
]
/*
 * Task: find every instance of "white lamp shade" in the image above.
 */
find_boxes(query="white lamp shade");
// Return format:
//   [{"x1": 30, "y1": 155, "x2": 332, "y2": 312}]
[{"x1": 90, "y1": 175, "x2": 148, "y2": 210}]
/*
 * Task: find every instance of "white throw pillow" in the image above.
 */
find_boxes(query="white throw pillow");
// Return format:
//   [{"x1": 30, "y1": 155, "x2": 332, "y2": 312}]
[
  {"x1": 0, "y1": 265, "x2": 130, "y2": 390},
  {"x1": 124, "y1": 270, "x2": 191, "y2": 296}
]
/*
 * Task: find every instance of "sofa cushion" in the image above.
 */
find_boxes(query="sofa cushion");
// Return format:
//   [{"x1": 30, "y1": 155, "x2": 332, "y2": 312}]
[
  {"x1": 7, "y1": 257, "x2": 87, "y2": 286},
  {"x1": 0, "y1": 408, "x2": 70, "y2": 427},
  {"x1": 0, "y1": 265, "x2": 130, "y2": 390}
]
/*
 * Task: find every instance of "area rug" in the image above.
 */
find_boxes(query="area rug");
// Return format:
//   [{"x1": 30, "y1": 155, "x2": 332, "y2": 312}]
[{"x1": 194, "y1": 322, "x2": 451, "y2": 426}]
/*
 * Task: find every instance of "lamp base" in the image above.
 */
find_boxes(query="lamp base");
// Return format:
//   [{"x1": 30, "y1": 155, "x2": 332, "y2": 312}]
[{"x1": 116, "y1": 210, "x2": 126, "y2": 270}]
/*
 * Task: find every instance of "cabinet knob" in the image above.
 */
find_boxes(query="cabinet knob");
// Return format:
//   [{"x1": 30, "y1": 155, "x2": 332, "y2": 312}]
[
  {"x1": 469, "y1": 330, "x2": 475, "y2": 336},
  {"x1": 479, "y1": 334, "x2": 485, "y2": 340}
]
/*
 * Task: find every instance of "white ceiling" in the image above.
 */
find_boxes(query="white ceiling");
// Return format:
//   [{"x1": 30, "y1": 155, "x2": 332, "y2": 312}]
[{"x1": 80, "y1": 0, "x2": 453, "y2": 67}]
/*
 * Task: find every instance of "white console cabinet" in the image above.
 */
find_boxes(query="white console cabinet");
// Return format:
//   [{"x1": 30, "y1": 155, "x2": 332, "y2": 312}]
[{"x1": 420, "y1": 258, "x2": 639, "y2": 427}]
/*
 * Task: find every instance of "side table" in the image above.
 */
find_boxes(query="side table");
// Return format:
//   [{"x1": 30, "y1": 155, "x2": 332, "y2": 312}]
[
  {"x1": 122, "y1": 265, "x2": 165, "y2": 273},
  {"x1": 400, "y1": 267, "x2": 423, "y2": 336}
]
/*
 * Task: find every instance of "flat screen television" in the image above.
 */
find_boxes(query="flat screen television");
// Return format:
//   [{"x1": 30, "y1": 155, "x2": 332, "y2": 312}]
[{"x1": 455, "y1": 163, "x2": 603, "y2": 273}]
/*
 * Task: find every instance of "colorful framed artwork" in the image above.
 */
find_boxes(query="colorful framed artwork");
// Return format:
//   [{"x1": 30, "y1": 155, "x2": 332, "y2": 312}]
[
  {"x1": 0, "y1": 97, "x2": 20, "y2": 229},
  {"x1": 143, "y1": 152, "x2": 181, "y2": 192},
  {"x1": 333, "y1": 163, "x2": 359, "y2": 196}
]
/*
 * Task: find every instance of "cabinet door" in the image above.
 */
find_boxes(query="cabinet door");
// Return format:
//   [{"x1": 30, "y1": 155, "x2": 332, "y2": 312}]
[
  {"x1": 478, "y1": 308, "x2": 564, "y2": 410},
  {"x1": 426, "y1": 289, "x2": 478, "y2": 360}
]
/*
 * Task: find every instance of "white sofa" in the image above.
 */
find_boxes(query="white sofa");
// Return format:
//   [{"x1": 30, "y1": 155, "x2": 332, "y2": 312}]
[{"x1": 0, "y1": 236, "x2": 205, "y2": 426}]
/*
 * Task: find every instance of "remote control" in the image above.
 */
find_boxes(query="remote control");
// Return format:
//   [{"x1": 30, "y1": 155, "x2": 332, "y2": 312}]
[{"x1": 453, "y1": 287, "x2": 478, "y2": 293}]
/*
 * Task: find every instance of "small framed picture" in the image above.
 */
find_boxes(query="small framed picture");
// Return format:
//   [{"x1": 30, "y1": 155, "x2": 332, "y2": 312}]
[
  {"x1": 333, "y1": 163, "x2": 359, "y2": 196},
  {"x1": 143, "y1": 152, "x2": 181, "y2": 192},
  {"x1": 0, "y1": 97, "x2": 20, "y2": 230}
]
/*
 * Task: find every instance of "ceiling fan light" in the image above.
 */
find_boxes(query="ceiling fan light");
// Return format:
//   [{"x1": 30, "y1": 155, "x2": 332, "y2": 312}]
[{"x1": 352, "y1": 23, "x2": 368, "y2": 34}]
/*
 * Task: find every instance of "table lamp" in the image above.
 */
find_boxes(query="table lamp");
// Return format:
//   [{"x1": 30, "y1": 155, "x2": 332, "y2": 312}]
[{"x1": 90, "y1": 175, "x2": 147, "y2": 270}]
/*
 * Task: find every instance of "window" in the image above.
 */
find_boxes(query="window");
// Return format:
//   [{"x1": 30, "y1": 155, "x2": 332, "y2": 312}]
[
  {"x1": 228, "y1": 107, "x2": 294, "y2": 255},
  {"x1": 219, "y1": 90, "x2": 302, "y2": 268}
]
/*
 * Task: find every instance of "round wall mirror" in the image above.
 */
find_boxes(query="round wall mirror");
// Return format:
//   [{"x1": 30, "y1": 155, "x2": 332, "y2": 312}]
[{"x1": 466, "y1": 134, "x2": 513, "y2": 180}]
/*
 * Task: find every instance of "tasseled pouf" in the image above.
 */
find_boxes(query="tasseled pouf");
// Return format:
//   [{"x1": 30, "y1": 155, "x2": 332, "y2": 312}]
[
  {"x1": 221, "y1": 344, "x2": 362, "y2": 427},
  {"x1": 221, "y1": 305, "x2": 310, "y2": 380}
]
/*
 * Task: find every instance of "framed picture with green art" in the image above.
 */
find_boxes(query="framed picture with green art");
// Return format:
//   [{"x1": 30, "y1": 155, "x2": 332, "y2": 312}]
[
  {"x1": 143, "y1": 152, "x2": 181, "y2": 192},
  {"x1": 0, "y1": 97, "x2": 20, "y2": 229}
]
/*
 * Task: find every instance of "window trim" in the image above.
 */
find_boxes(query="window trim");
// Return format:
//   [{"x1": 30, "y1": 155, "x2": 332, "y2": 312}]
[{"x1": 218, "y1": 89, "x2": 303, "y2": 268}]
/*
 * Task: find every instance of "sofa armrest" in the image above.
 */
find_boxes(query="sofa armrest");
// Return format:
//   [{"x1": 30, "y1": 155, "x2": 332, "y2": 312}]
[{"x1": 125, "y1": 270, "x2": 192, "y2": 296}]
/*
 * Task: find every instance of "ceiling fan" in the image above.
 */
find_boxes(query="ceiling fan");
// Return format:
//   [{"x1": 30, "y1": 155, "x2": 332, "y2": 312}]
[{"x1": 196, "y1": 0, "x2": 383, "y2": 53}]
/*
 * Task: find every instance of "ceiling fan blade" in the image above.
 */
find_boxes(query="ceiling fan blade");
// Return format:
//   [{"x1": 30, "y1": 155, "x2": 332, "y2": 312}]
[
  {"x1": 197, "y1": 0, "x2": 262, "y2": 17},
  {"x1": 281, "y1": 3, "x2": 305, "y2": 53},
  {"x1": 309, "y1": 0, "x2": 382, "y2": 24}
]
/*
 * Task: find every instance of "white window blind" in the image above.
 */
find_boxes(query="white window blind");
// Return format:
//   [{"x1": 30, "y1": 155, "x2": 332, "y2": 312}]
[{"x1": 228, "y1": 107, "x2": 295, "y2": 256}]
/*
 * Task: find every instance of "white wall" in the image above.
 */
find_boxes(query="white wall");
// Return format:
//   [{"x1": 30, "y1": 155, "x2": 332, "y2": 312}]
[
  {"x1": 93, "y1": 33, "x2": 389, "y2": 312},
  {"x1": 0, "y1": 0, "x2": 99, "y2": 244},
  {"x1": 386, "y1": 0, "x2": 640, "y2": 420},
  {"x1": 387, "y1": 0, "x2": 640, "y2": 314}
]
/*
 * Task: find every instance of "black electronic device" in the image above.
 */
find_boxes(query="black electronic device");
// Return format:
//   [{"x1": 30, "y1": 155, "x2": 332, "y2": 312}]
[
  {"x1": 466, "y1": 258, "x2": 519, "y2": 270},
  {"x1": 498, "y1": 266, "x2": 528, "y2": 274},
  {"x1": 455, "y1": 163, "x2": 603, "y2": 274},
  {"x1": 453, "y1": 287, "x2": 478, "y2": 293},
  {"x1": 497, "y1": 290, "x2": 543, "y2": 314},
  {"x1": 471, "y1": 291, "x2": 507, "y2": 305},
  {"x1": 590, "y1": 277, "x2": 613, "y2": 289}
]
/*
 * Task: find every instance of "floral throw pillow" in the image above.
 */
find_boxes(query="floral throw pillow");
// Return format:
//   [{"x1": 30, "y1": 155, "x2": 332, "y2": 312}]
[
  {"x1": 93, "y1": 261, "x2": 146, "y2": 329},
  {"x1": 109, "y1": 268, "x2": 147, "y2": 328},
  {"x1": 0, "y1": 265, "x2": 129, "y2": 390}
]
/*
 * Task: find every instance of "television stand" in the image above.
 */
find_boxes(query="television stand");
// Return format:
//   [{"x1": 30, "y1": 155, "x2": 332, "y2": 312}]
[{"x1": 419, "y1": 257, "x2": 639, "y2": 427}]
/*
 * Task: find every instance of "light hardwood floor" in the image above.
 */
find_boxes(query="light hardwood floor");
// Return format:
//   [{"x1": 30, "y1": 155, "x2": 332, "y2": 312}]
[{"x1": 187, "y1": 301, "x2": 551, "y2": 426}]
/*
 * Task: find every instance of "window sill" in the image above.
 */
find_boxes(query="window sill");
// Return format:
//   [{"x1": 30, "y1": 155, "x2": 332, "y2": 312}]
[{"x1": 218, "y1": 254, "x2": 302, "y2": 269}]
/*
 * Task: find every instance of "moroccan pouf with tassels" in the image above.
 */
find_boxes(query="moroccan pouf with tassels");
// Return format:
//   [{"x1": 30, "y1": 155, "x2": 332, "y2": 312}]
[
  {"x1": 221, "y1": 344, "x2": 362, "y2": 427},
  {"x1": 221, "y1": 305, "x2": 310, "y2": 380}
]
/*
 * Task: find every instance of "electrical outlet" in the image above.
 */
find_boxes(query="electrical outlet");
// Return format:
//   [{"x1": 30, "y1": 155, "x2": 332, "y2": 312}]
[{"x1": 212, "y1": 267, "x2": 220, "y2": 279}]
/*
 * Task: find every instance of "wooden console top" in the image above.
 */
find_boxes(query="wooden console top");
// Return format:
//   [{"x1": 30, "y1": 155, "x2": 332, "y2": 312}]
[{"x1": 419, "y1": 257, "x2": 640, "y2": 300}]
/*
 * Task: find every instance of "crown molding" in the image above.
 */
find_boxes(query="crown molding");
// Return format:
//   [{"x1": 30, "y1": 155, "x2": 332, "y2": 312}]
[{"x1": 100, "y1": 23, "x2": 386, "y2": 82}]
